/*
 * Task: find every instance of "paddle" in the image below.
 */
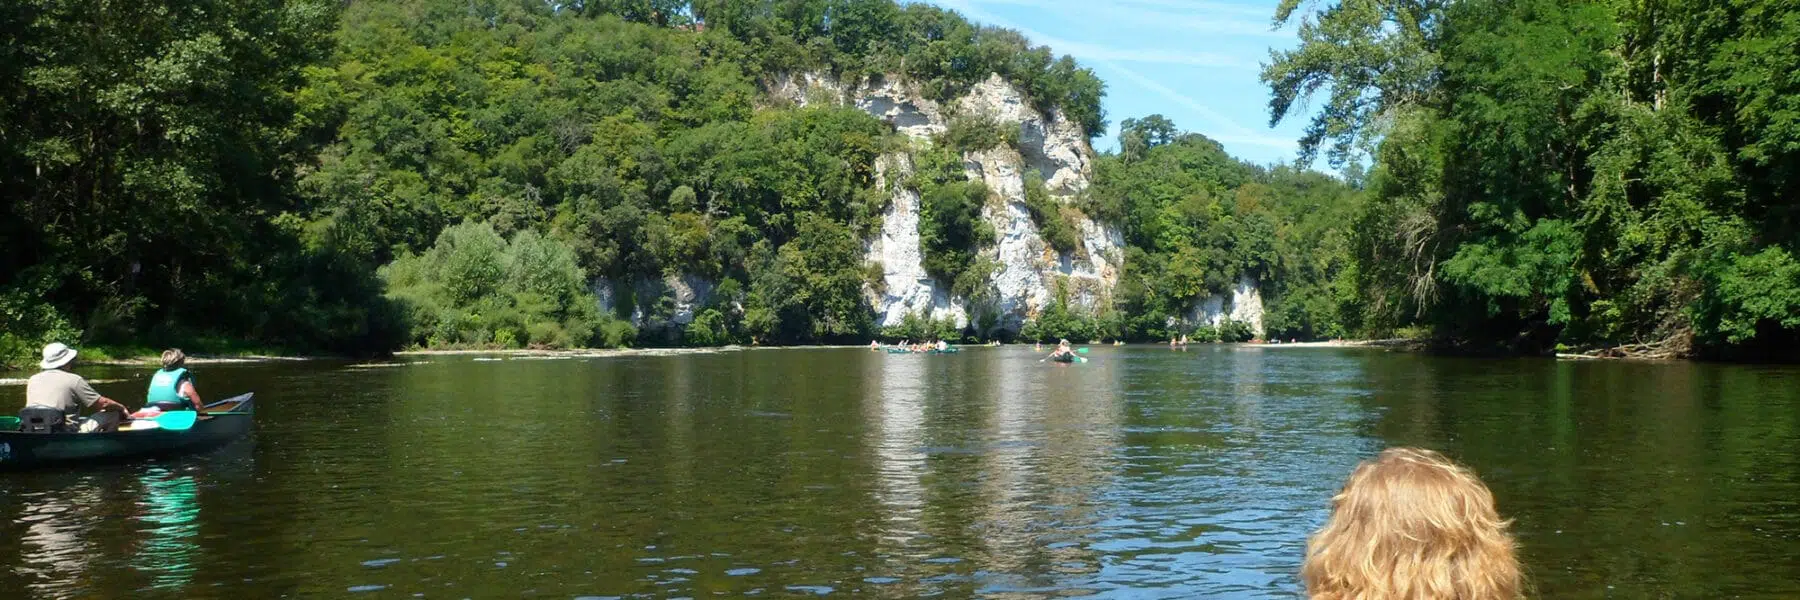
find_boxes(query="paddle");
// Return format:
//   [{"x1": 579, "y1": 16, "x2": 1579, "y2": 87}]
[
  {"x1": 0, "y1": 416, "x2": 18, "y2": 431},
  {"x1": 148, "y1": 410, "x2": 199, "y2": 431}
]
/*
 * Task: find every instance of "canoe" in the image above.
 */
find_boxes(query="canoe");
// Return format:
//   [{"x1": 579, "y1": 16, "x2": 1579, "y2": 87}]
[
  {"x1": 1050, "y1": 354, "x2": 1077, "y2": 363},
  {"x1": 930, "y1": 347, "x2": 960, "y2": 354},
  {"x1": 0, "y1": 393, "x2": 255, "y2": 471}
]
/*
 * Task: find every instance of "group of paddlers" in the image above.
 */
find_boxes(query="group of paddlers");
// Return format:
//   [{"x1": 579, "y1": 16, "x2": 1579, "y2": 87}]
[{"x1": 870, "y1": 339, "x2": 950, "y2": 353}]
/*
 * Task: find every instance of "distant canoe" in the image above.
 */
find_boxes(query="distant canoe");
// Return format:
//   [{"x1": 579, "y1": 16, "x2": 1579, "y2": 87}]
[{"x1": 0, "y1": 394, "x2": 255, "y2": 471}]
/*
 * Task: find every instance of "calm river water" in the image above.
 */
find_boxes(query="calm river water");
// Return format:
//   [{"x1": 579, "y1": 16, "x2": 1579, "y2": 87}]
[{"x1": 3, "y1": 346, "x2": 1799, "y2": 598}]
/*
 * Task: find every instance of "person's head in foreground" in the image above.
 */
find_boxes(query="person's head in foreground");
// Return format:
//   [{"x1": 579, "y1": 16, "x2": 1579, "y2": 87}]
[{"x1": 1302, "y1": 447, "x2": 1521, "y2": 600}]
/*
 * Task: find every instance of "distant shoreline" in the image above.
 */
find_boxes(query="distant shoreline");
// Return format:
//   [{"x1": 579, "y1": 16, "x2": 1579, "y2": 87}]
[
  {"x1": 1246, "y1": 338, "x2": 1421, "y2": 350},
  {"x1": 9, "y1": 338, "x2": 1414, "y2": 374}
]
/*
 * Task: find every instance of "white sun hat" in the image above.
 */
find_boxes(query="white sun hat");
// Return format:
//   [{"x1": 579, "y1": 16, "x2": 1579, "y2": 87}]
[{"x1": 39, "y1": 342, "x2": 77, "y2": 370}]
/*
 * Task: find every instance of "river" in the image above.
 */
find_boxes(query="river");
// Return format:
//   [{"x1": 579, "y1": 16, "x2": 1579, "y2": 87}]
[{"x1": 1, "y1": 346, "x2": 1798, "y2": 598}]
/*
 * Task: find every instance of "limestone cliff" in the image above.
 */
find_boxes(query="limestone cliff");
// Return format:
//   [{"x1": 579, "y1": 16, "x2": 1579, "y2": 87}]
[
  {"x1": 1187, "y1": 274, "x2": 1266, "y2": 337},
  {"x1": 603, "y1": 71, "x2": 1266, "y2": 338},
  {"x1": 772, "y1": 72, "x2": 1126, "y2": 333}
]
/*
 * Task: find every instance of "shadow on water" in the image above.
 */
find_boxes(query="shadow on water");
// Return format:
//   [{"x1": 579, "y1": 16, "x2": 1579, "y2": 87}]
[{"x1": 3, "y1": 348, "x2": 1800, "y2": 597}]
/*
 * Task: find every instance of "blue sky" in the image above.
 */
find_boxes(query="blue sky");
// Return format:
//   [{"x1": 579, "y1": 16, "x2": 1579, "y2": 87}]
[{"x1": 922, "y1": 0, "x2": 1309, "y2": 166}]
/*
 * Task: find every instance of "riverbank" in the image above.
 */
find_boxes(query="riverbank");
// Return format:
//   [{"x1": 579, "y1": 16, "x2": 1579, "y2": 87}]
[
  {"x1": 1250, "y1": 338, "x2": 1422, "y2": 350},
  {"x1": 394, "y1": 346, "x2": 739, "y2": 359},
  {"x1": 8, "y1": 338, "x2": 1415, "y2": 375}
]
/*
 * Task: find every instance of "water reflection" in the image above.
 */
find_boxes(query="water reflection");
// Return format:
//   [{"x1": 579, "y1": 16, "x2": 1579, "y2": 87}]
[
  {"x1": 865, "y1": 352, "x2": 928, "y2": 574},
  {"x1": 1019, "y1": 351, "x2": 1123, "y2": 592},
  {"x1": 133, "y1": 467, "x2": 201, "y2": 589},
  {"x1": 16, "y1": 481, "x2": 103, "y2": 598},
  {"x1": 4, "y1": 349, "x2": 1799, "y2": 597}
]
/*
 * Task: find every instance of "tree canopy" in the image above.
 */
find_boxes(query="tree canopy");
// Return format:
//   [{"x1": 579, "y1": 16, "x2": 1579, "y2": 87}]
[
  {"x1": 1267, "y1": 0, "x2": 1800, "y2": 359},
  {"x1": 9, "y1": 0, "x2": 1794, "y2": 363}
]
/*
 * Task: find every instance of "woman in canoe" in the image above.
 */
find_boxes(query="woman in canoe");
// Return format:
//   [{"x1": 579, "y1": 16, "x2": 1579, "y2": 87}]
[
  {"x1": 141, "y1": 349, "x2": 205, "y2": 416},
  {"x1": 1046, "y1": 339, "x2": 1075, "y2": 362}
]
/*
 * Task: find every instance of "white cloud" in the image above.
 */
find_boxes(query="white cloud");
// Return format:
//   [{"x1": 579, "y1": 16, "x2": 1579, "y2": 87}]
[
  {"x1": 940, "y1": 0, "x2": 1258, "y2": 67},
  {"x1": 1030, "y1": 35, "x2": 1255, "y2": 69},
  {"x1": 1110, "y1": 0, "x2": 1277, "y2": 20},
  {"x1": 938, "y1": 0, "x2": 1294, "y2": 152},
  {"x1": 1093, "y1": 59, "x2": 1294, "y2": 150},
  {"x1": 962, "y1": 0, "x2": 1290, "y2": 38}
]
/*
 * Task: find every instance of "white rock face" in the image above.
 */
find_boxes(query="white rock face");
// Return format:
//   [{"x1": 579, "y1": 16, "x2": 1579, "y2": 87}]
[
  {"x1": 769, "y1": 73, "x2": 948, "y2": 139},
  {"x1": 865, "y1": 154, "x2": 968, "y2": 328},
  {"x1": 780, "y1": 71, "x2": 1122, "y2": 332},
  {"x1": 1187, "y1": 273, "x2": 1266, "y2": 337},
  {"x1": 591, "y1": 72, "x2": 1261, "y2": 339},
  {"x1": 957, "y1": 74, "x2": 1091, "y2": 196},
  {"x1": 591, "y1": 274, "x2": 715, "y2": 328}
]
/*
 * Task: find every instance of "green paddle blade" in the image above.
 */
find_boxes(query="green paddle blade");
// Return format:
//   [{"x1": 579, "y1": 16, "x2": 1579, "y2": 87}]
[
  {"x1": 152, "y1": 411, "x2": 198, "y2": 431},
  {"x1": 1077, "y1": 347, "x2": 1089, "y2": 354},
  {"x1": 0, "y1": 416, "x2": 18, "y2": 430}
]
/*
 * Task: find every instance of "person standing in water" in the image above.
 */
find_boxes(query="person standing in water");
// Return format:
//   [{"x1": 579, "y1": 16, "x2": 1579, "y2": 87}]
[{"x1": 145, "y1": 349, "x2": 205, "y2": 416}]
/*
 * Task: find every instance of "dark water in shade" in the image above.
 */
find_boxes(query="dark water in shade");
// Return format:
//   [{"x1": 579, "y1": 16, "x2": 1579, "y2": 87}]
[{"x1": 2, "y1": 346, "x2": 1800, "y2": 598}]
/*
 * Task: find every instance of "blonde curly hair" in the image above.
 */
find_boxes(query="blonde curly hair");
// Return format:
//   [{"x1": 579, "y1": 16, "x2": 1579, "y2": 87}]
[{"x1": 1302, "y1": 447, "x2": 1522, "y2": 600}]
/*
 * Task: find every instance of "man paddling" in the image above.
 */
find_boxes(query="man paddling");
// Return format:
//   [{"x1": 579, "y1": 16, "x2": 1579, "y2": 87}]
[
  {"x1": 1046, "y1": 339, "x2": 1075, "y2": 362},
  {"x1": 22, "y1": 343, "x2": 130, "y2": 432}
]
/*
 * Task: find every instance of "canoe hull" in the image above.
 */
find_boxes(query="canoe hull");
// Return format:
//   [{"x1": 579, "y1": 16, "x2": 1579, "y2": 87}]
[{"x1": 0, "y1": 393, "x2": 254, "y2": 471}]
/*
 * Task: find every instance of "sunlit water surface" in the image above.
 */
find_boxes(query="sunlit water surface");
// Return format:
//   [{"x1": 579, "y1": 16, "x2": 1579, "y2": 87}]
[{"x1": 3, "y1": 346, "x2": 1799, "y2": 598}]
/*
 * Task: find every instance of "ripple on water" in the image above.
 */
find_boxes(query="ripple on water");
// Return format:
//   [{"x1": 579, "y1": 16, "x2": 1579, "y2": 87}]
[{"x1": 7, "y1": 348, "x2": 1785, "y2": 598}]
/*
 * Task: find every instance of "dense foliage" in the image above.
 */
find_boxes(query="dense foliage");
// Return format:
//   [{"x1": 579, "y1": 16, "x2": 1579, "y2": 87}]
[
  {"x1": 381, "y1": 222, "x2": 630, "y2": 349},
  {"x1": 0, "y1": 0, "x2": 1115, "y2": 365},
  {"x1": 15, "y1": 0, "x2": 1792, "y2": 363},
  {"x1": 1089, "y1": 118, "x2": 1361, "y2": 342},
  {"x1": 689, "y1": 0, "x2": 1108, "y2": 136},
  {"x1": 1267, "y1": 0, "x2": 1800, "y2": 359},
  {"x1": 0, "y1": 0, "x2": 405, "y2": 364}
]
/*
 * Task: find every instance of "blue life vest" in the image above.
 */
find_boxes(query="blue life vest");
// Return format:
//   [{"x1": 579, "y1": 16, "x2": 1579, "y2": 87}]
[{"x1": 146, "y1": 368, "x2": 193, "y2": 409}]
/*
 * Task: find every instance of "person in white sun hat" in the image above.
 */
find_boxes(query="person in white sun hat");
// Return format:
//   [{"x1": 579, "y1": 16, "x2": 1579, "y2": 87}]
[{"x1": 22, "y1": 343, "x2": 129, "y2": 432}]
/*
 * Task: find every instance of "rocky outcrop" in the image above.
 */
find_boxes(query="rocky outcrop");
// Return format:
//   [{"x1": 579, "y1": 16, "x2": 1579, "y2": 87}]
[
  {"x1": 865, "y1": 153, "x2": 968, "y2": 327},
  {"x1": 779, "y1": 72, "x2": 1123, "y2": 333},
  {"x1": 1186, "y1": 274, "x2": 1266, "y2": 337},
  {"x1": 592, "y1": 273, "x2": 716, "y2": 328},
  {"x1": 768, "y1": 73, "x2": 947, "y2": 139}
]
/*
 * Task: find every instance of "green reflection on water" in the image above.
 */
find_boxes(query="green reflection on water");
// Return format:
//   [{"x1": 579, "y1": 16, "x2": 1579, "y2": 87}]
[{"x1": 134, "y1": 468, "x2": 200, "y2": 589}]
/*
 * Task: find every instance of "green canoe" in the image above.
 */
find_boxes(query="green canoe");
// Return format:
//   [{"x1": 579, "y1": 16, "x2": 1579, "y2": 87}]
[{"x1": 0, "y1": 393, "x2": 256, "y2": 471}]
